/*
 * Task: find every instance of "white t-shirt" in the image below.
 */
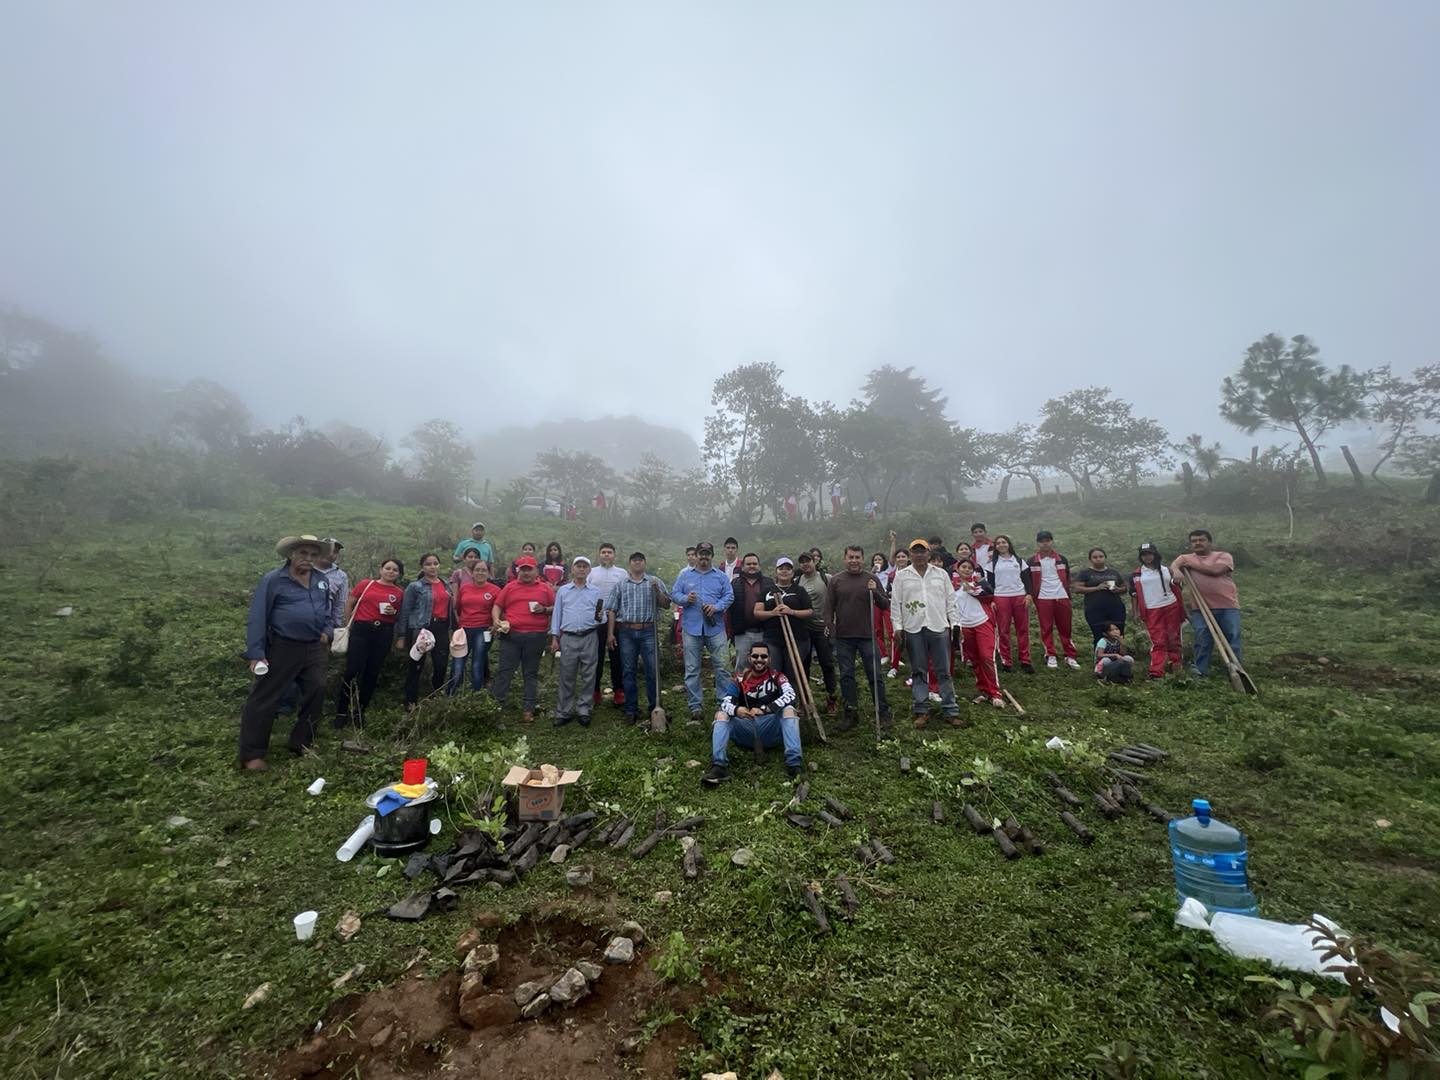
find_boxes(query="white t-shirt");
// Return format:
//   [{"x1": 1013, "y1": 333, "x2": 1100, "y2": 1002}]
[
  {"x1": 954, "y1": 582, "x2": 991, "y2": 628},
  {"x1": 990, "y1": 555, "x2": 1026, "y2": 597},
  {"x1": 971, "y1": 542, "x2": 992, "y2": 567},
  {"x1": 1136, "y1": 566, "x2": 1177, "y2": 610},
  {"x1": 1036, "y1": 555, "x2": 1068, "y2": 600}
]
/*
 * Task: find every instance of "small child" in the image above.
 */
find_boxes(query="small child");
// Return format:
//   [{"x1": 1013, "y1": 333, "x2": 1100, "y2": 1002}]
[{"x1": 1094, "y1": 622, "x2": 1135, "y2": 684}]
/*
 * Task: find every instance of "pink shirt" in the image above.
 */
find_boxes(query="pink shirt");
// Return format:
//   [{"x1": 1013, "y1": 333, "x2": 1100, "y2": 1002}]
[{"x1": 1171, "y1": 551, "x2": 1238, "y2": 609}]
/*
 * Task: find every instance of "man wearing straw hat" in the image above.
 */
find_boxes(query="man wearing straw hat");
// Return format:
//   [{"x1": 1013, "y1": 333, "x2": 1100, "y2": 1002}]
[{"x1": 238, "y1": 535, "x2": 336, "y2": 771}]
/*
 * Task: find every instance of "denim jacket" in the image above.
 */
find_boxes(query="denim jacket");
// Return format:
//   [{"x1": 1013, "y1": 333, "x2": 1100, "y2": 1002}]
[{"x1": 397, "y1": 577, "x2": 454, "y2": 633}]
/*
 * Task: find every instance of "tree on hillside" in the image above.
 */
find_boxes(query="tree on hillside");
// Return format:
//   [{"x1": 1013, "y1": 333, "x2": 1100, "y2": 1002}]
[
  {"x1": 1177, "y1": 434, "x2": 1225, "y2": 480},
  {"x1": 986, "y1": 424, "x2": 1046, "y2": 502},
  {"x1": 168, "y1": 377, "x2": 252, "y2": 453},
  {"x1": 1219, "y1": 334, "x2": 1366, "y2": 486},
  {"x1": 861, "y1": 364, "x2": 948, "y2": 425},
  {"x1": 529, "y1": 447, "x2": 617, "y2": 508},
  {"x1": 703, "y1": 361, "x2": 797, "y2": 524},
  {"x1": 624, "y1": 452, "x2": 676, "y2": 515},
  {"x1": 1033, "y1": 388, "x2": 1172, "y2": 499},
  {"x1": 1364, "y1": 363, "x2": 1440, "y2": 481},
  {"x1": 402, "y1": 419, "x2": 473, "y2": 503}
]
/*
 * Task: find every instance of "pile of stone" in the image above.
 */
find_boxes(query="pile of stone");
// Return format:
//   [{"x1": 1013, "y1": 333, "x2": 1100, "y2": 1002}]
[{"x1": 453, "y1": 921, "x2": 645, "y2": 1030}]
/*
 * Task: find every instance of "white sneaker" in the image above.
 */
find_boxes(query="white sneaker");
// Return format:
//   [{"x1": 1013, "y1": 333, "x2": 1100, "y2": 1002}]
[
  {"x1": 905, "y1": 677, "x2": 914, "y2": 687},
  {"x1": 886, "y1": 668, "x2": 898, "y2": 679},
  {"x1": 928, "y1": 692, "x2": 941, "y2": 703},
  {"x1": 1065, "y1": 657, "x2": 1081, "y2": 669},
  {"x1": 991, "y1": 697, "x2": 1005, "y2": 709},
  {"x1": 1046, "y1": 656, "x2": 1058, "y2": 669}
]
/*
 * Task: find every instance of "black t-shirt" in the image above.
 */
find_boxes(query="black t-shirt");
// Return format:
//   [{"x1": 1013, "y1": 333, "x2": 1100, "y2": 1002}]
[
  {"x1": 1074, "y1": 567, "x2": 1127, "y2": 621},
  {"x1": 762, "y1": 580, "x2": 812, "y2": 644}
]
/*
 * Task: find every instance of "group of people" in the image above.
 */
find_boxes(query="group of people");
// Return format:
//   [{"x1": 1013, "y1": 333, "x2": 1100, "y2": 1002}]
[{"x1": 234, "y1": 520, "x2": 1244, "y2": 786}]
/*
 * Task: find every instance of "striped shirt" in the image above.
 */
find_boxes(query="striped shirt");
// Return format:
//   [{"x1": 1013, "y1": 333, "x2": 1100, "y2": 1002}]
[{"x1": 605, "y1": 573, "x2": 670, "y2": 625}]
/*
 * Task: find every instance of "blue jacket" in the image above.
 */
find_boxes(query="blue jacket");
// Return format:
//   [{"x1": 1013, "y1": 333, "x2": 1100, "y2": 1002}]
[
  {"x1": 670, "y1": 567, "x2": 734, "y2": 637},
  {"x1": 397, "y1": 577, "x2": 455, "y2": 633},
  {"x1": 245, "y1": 564, "x2": 337, "y2": 660}
]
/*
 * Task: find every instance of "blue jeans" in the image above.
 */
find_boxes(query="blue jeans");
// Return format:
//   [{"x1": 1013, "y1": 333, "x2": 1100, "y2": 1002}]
[
  {"x1": 1189, "y1": 608, "x2": 1241, "y2": 676},
  {"x1": 447, "y1": 627, "x2": 491, "y2": 694},
  {"x1": 904, "y1": 628, "x2": 958, "y2": 716},
  {"x1": 712, "y1": 711, "x2": 802, "y2": 767},
  {"x1": 616, "y1": 625, "x2": 659, "y2": 715},
  {"x1": 682, "y1": 632, "x2": 730, "y2": 713}
]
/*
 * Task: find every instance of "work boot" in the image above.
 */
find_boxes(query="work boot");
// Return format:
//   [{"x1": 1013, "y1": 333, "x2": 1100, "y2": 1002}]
[
  {"x1": 701, "y1": 764, "x2": 730, "y2": 788},
  {"x1": 835, "y1": 707, "x2": 859, "y2": 733},
  {"x1": 825, "y1": 696, "x2": 838, "y2": 717},
  {"x1": 1021, "y1": 662, "x2": 1035, "y2": 674},
  {"x1": 786, "y1": 764, "x2": 802, "y2": 779}
]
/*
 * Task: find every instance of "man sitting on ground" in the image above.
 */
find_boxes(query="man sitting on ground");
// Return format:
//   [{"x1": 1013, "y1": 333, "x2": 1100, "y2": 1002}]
[{"x1": 702, "y1": 643, "x2": 804, "y2": 786}]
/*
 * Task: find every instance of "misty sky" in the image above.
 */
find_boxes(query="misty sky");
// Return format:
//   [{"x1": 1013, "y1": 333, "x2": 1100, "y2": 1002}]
[{"x1": 2, "y1": 2, "x2": 1436, "y2": 456}]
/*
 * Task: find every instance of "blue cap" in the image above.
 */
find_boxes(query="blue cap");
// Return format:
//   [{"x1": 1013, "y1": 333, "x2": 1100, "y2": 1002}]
[{"x1": 1192, "y1": 798, "x2": 1212, "y2": 822}]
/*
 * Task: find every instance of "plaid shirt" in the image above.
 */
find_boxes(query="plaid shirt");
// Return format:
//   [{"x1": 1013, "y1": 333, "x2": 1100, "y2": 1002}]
[{"x1": 604, "y1": 573, "x2": 669, "y2": 624}]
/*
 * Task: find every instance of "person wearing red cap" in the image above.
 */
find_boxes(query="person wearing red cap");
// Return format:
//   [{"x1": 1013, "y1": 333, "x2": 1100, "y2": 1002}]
[{"x1": 489, "y1": 555, "x2": 555, "y2": 722}]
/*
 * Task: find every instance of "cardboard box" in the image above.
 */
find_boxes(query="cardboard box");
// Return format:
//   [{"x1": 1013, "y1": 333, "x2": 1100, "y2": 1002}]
[{"x1": 502, "y1": 765, "x2": 582, "y2": 821}]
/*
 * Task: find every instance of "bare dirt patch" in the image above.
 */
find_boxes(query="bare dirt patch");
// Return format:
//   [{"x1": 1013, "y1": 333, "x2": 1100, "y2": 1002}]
[
  {"x1": 1269, "y1": 652, "x2": 1438, "y2": 692},
  {"x1": 267, "y1": 908, "x2": 709, "y2": 1079}
]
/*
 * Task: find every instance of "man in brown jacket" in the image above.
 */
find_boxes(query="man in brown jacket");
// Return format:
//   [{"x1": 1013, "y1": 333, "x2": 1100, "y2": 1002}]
[{"x1": 827, "y1": 545, "x2": 892, "y2": 733}]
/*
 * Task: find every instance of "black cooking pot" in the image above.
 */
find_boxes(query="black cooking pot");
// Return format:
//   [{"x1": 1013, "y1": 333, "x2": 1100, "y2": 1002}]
[{"x1": 365, "y1": 781, "x2": 440, "y2": 857}]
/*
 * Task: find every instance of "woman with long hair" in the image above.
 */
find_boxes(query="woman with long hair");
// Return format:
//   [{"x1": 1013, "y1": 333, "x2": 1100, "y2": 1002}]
[
  {"x1": 885, "y1": 549, "x2": 909, "y2": 677},
  {"x1": 334, "y1": 558, "x2": 404, "y2": 733},
  {"x1": 869, "y1": 552, "x2": 894, "y2": 663},
  {"x1": 988, "y1": 534, "x2": 1034, "y2": 674},
  {"x1": 1131, "y1": 542, "x2": 1183, "y2": 678},
  {"x1": 396, "y1": 553, "x2": 453, "y2": 707},
  {"x1": 449, "y1": 560, "x2": 502, "y2": 693},
  {"x1": 540, "y1": 541, "x2": 568, "y2": 588}
]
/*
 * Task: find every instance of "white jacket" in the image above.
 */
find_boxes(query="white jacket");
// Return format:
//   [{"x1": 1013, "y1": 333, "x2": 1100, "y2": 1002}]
[{"x1": 890, "y1": 564, "x2": 959, "y2": 634}]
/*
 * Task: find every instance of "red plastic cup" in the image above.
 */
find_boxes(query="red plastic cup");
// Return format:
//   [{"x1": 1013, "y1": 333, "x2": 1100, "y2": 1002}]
[{"x1": 402, "y1": 758, "x2": 427, "y2": 785}]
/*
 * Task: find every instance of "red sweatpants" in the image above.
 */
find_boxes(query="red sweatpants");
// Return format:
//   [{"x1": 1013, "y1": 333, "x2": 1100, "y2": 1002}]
[
  {"x1": 961, "y1": 620, "x2": 1000, "y2": 699},
  {"x1": 991, "y1": 595, "x2": 1031, "y2": 666},
  {"x1": 873, "y1": 605, "x2": 893, "y2": 660},
  {"x1": 1035, "y1": 598, "x2": 1077, "y2": 659},
  {"x1": 1142, "y1": 602, "x2": 1184, "y2": 676}
]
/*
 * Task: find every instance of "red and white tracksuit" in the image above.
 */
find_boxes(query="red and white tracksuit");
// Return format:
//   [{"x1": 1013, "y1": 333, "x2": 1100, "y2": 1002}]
[
  {"x1": 954, "y1": 572, "x2": 1000, "y2": 700},
  {"x1": 1131, "y1": 564, "x2": 1183, "y2": 676},
  {"x1": 988, "y1": 554, "x2": 1032, "y2": 667},
  {"x1": 1026, "y1": 551, "x2": 1077, "y2": 660}
]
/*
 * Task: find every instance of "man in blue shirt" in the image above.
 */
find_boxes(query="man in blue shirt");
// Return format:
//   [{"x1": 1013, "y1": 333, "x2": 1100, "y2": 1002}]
[
  {"x1": 548, "y1": 556, "x2": 606, "y2": 727},
  {"x1": 671, "y1": 541, "x2": 734, "y2": 723},
  {"x1": 604, "y1": 551, "x2": 672, "y2": 724},
  {"x1": 453, "y1": 522, "x2": 495, "y2": 567},
  {"x1": 239, "y1": 535, "x2": 335, "y2": 770}
]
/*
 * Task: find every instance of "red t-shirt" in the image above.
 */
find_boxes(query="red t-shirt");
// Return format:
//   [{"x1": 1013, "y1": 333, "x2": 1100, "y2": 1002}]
[
  {"x1": 496, "y1": 580, "x2": 555, "y2": 633},
  {"x1": 429, "y1": 580, "x2": 450, "y2": 620},
  {"x1": 457, "y1": 581, "x2": 501, "y2": 629},
  {"x1": 353, "y1": 579, "x2": 403, "y2": 623}
]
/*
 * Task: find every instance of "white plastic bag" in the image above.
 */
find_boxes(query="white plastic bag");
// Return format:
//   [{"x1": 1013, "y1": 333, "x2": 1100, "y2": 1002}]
[{"x1": 1175, "y1": 898, "x2": 1350, "y2": 979}]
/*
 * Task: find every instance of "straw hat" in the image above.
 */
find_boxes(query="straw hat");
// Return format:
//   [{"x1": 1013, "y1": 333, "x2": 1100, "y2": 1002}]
[{"x1": 276, "y1": 534, "x2": 323, "y2": 559}]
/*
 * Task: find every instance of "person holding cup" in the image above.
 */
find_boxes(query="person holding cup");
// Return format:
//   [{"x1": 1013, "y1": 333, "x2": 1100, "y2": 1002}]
[
  {"x1": 1073, "y1": 547, "x2": 1128, "y2": 645},
  {"x1": 334, "y1": 558, "x2": 405, "y2": 732},
  {"x1": 488, "y1": 555, "x2": 555, "y2": 722},
  {"x1": 450, "y1": 560, "x2": 502, "y2": 694},
  {"x1": 396, "y1": 553, "x2": 454, "y2": 708}
]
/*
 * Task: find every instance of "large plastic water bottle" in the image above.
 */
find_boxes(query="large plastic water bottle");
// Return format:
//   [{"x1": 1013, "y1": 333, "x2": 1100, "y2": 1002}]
[{"x1": 1169, "y1": 799, "x2": 1258, "y2": 915}]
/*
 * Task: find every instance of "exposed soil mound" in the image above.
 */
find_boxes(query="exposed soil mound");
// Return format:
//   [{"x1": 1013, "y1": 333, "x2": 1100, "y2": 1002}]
[
  {"x1": 1270, "y1": 652, "x2": 1439, "y2": 692},
  {"x1": 269, "y1": 909, "x2": 707, "y2": 1079}
]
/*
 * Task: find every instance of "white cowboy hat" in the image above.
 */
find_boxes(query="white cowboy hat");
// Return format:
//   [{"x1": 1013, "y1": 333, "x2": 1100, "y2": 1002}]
[{"x1": 275, "y1": 534, "x2": 323, "y2": 559}]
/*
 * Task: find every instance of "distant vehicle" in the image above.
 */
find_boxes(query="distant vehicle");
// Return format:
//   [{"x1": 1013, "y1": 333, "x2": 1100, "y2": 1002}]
[{"x1": 519, "y1": 496, "x2": 562, "y2": 517}]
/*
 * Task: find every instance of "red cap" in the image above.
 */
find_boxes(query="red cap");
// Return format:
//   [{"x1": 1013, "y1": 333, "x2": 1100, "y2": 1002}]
[{"x1": 516, "y1": 555, "x2": 538, "y2": 569}]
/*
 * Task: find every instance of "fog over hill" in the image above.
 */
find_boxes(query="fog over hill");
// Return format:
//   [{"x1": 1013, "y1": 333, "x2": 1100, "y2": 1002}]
[{"x1": 470, "y1": 417, "x2": 700, "y2": 489}]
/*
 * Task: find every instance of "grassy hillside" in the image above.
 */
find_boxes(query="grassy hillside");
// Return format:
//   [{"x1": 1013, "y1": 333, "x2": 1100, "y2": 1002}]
[{"x1": 1, "y1": 492, "x2": 1437, "y2": 1078}]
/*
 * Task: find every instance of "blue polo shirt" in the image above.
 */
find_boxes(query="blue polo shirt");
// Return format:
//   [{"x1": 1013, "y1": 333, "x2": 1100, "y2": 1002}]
[
  {"x1": 670, "y1": 567, "x2": 734, "y2": 637},
  {"x1": 245, "y1": 565, "x2": 336, "y2": 659},
  {"x1": 550, "y1": 581, "x2": 606, "y2": 635}
]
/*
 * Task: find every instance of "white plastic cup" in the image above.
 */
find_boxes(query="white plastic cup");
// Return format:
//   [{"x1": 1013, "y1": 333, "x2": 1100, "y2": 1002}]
[
  {"x1": 306, "y1": 778, "x2": 326, "y2": 796},
  {"x1": 254, "y1": 660, "x2": 270, "y2": 676},
  {"x1": 482, "y1": 630, "x2": 492, "y2": 643},
  {"x1": 429, "y1": 818, "x2": 442, "y2": 835},
  {"x1": 293, "y1": 910, "x2": 318, "y2": 941},
  {"x1": 528, "y1": 601, "x2": 541, "y2": 613},
  {"x1": 335, "y1": 816, "x2": 375, "y2": 862}
]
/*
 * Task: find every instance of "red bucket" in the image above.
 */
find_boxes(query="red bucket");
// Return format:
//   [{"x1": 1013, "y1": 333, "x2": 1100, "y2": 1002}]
[{"x1": 402, "y1": 758, "x2": 427, "y2": 785}]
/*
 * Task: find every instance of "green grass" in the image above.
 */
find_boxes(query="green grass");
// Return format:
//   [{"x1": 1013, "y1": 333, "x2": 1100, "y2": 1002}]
[{"x1": 1, "y1": 494, "x2": 1437, "y2": 1078}]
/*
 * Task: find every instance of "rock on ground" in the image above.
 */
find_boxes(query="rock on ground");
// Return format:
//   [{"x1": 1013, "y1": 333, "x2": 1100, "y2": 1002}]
[
  {"x1": 603, "y1": 936, "x2": 635, "y2": 964},
  {"x1": 547, "y1": 967, "x2": 590, "y2": 1007},
  {"x1": 459, "y1": 992, "x2": 520, "y2": 1029}
]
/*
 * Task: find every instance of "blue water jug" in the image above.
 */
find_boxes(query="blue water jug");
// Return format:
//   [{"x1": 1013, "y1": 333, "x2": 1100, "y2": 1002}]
[{"x1": 1169, "y1": 799, "x2": 1258, "y2": 915}]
